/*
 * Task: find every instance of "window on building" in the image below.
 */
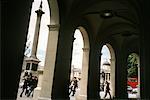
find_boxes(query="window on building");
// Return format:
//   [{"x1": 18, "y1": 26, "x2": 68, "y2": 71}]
[
  {"x1": 26, "y1": 63, "x2": 30, "y2": 70},
  {"x1": 31, "y1": 63, "x2": 38, "y2": 71}
]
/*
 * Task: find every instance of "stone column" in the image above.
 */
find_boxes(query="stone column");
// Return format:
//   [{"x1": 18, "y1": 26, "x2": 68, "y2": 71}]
[
  {"x1": 31, "y1": 3, "x2": 44, "y2": 58},
  {"x1": 115, "y1": 49, "x2": 127, "y2": 99},
  {"x1": 140, "y1": 0, "x2": 150, "y2": 98},
  {"x1": 137, "y1": 63, "x2": 140, "y2": 98},
  {"x1": 110, "y1": 58, "x2": 115, "y2": 98},
  {"x1": 38, "y1": 24, "x2": 59, "y2": 100},
  {"x1": 51, "y1": 25, "x2": 74, "y2": 100},
  {"x1": 33, "y1": 70, "x2": 43, "y2": 100},
  {"x1": 87, "y1": 44, "x2": 100, "y2": 100},
  {"x1": 77, "y1": 48, "x2": 89, "y2": 100}
]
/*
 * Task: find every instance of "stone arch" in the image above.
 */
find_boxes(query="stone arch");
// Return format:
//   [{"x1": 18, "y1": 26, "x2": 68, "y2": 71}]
[
  {"x1": 74, "y1": 26, "x2": 90, "y2": 100},
  {"x1": 127, "y1": 53, "x2": 140, "y2": 98},
  {"x1": 78, "y1": 26, "x2": 90, "y2": 49},
  {"x1": 105, "y1": 43, "x2": 116, "y2": 98},
  {"x1": 48, "y1": 0, "x2": 59, "y2": 25},
  {"x1": 99, "y1": 43, "x2": 116, "y2": 99}
]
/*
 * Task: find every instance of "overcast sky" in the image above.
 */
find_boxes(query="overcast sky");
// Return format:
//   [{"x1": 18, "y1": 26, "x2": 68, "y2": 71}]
[{"x1": 71, "y1": 29, "x2": 84, "y2": 69}]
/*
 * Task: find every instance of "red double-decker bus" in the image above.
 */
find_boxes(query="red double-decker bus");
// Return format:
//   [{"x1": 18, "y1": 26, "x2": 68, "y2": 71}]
[{"x1": 127, "y1": 77, "x2": 138, "y2": 88}]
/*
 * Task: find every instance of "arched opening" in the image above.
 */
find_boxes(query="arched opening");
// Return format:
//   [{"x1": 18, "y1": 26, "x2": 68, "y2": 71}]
[
  {"x1": 69, "y1": 29, "x2": 83, "y2": 98},
  {"x1": 100, "y1": 43, "x2": 115, "y2": 99},
  {"x1": 17, "y1": 0, "x2": 50, "y2": 99},
  {"x1": 127, "y1": 53, "x2": 140, "y2": 99},
  {"x1": 69, "y1": 27, "x2": 90, "y2": 100}
]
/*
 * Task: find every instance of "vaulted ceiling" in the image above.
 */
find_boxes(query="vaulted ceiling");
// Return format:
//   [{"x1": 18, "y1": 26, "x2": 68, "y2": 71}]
[{"x1": 57, "y1": 0, "x2": 141, "y2": 46}]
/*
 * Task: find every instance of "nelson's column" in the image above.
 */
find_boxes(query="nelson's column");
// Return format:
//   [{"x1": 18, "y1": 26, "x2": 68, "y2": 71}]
[{"x1": 23, "y1": 1, "x2": 45, "y2": 76}]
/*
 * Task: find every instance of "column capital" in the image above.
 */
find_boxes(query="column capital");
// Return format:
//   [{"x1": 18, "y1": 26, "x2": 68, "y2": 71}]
[
  {"x1": 82, "y1": 48, "x2": 90, "y2": 52},
  {"x1": 47, "y1": 24, "x2": 60, "y2": 31},
  {"x1": 110, "y1": 58, "x2": 115, "y2": 61},
  {"x1": 35, "y1": 9, "x2": 45, "y2": 16}
]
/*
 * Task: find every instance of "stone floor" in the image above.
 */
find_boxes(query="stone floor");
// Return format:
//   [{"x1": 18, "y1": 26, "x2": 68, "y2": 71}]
[
  {"x1": 17, "y1": 88, "x2": 112, "y2": 100},
  {"x1": 17, "y1": 88, "x2": 35, "y2": 100},
  {"x1": 17, "y1": 88, "x2": 76, "y2": 100}
]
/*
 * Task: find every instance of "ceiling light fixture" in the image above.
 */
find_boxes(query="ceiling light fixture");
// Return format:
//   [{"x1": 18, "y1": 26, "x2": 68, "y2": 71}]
[{"x1": 100, "y1": 10, "x2": 114, "y2": 18}]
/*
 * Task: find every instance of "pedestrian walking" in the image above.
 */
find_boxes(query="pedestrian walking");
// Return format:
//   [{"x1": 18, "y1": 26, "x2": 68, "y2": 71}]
[
  {"x1": 104, "y1": 81, "x2": 111, "y2": 99},
  {"x1": 23, "y1": 71, "x2": 28, "y2": 78},
  {"x1": 20, "y1": 76, "x2": 29, "y2": 97},
  {"x1": 69, "y1": 77, "x2": 78, "y2": 96},
  {"x1": 27, "y1": 76, "x2": 38, "y2": 97},
  {"x1": 101, "y1": 71, "x2": 105, "y2": 81}
]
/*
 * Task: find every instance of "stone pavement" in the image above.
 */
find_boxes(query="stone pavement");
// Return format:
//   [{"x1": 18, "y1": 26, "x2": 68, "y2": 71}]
[
  {"x1": 100, "y1": 91, "x2": 111, "y2": 99},
  {"x1": 17, "y1": 88, "x2": 112, "y2": 100},
  {"x1": 17, "y1": 88, "x2": 76, "y2": 100},
  {"x1": 17, "y1": 88, "x2": 34, "y2": 100}
]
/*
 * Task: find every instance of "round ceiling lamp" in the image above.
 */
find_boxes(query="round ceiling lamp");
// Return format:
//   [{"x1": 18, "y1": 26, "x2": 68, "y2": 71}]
[{"x1": 100, "y1": 10, "x2": 114, "y2": 18}]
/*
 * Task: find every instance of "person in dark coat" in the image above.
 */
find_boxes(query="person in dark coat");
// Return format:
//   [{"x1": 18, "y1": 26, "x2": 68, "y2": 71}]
[
  {"x1": 23, "y1": 71, "x2": 28, "y2": 78},
  {"x1": 69, "y1": 77, "x2": 78, "y2": 96},
  {"x1": 20, "y1": 76, "x2": 29, "y2": 97},
  {"x1": 104, "y1": 81, "x2": 111, "y2": 99},
  {"x1": 101, "y1": 71, "x2": 105, "y2": 81},
  {"x1": 27, "y1": 76, "x2": 38, "y2": 97}
]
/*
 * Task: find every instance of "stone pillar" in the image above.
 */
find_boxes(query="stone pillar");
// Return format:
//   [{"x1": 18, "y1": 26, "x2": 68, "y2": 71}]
[
  {"x1": 110, "y1": 58, "x2": 115, "y2": 98},
  {"x1": 31, "y1": 2, "x2": 45, "y2": 58},
  {"x1": 77, "y1": 48, "x2": 89, "y2": 100},
  {"x1": 140, "y1": 0, "x2": 150, "y2": 98},
  {"x1": 137, "y1": 63, "x2": 140, "y2": 98},
  {"x1": 115, "y1": 49, "x2": 127, "y2": 99},
  {"x1": 33, "y1": 70, "x2": 44, "y2": 100},
  {"x1": 38, "y1": 24, "x2": 59, "y2": 100},
  {"x1": 2, "y1": 0, "x2": 34, "y2": 98},
  {"x1": 87, "y1": 44, "x2": 100, "y2": 100},
  {"x1": 51, "y1": 25, "x2": 74, "y2": 100}
]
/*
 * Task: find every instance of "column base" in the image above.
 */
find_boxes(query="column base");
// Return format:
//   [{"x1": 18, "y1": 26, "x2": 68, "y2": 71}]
[
  {"x1": 76, "y1": 95, "x2": 87, "y2": 100},
  {"x1": 33, "y1": 87, "x2": 41, "y2": 100},
  {"x1": 38, "y1": 97, "x2": 51, "y2": 100}
]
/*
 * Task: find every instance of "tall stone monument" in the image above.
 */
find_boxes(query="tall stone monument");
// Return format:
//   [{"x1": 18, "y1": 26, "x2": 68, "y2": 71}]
[{"x1": 24, "y1": 1, "x2": 45, "y2": 76}]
